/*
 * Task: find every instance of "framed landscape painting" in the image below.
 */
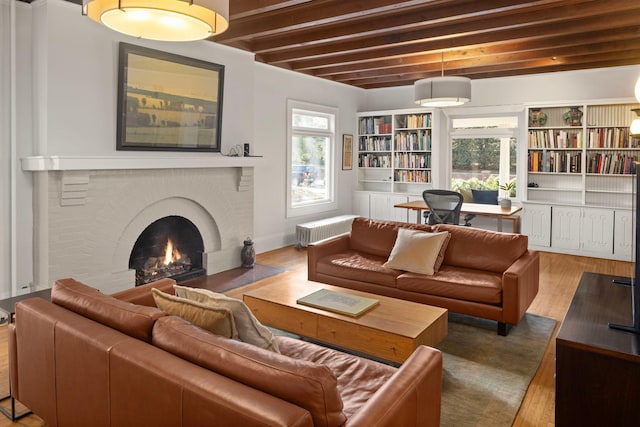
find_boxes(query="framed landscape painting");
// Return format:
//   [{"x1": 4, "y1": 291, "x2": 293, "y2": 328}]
[{"x1": 117, "y1": 43, "x2": 224, "y2": 152}]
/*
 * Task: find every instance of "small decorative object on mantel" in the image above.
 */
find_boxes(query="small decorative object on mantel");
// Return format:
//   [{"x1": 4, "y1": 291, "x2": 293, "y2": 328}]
[
  {"x1": 241, "y1": 237, "x2": 255, "y2": 268},
  {"x1": 563, "y1": 106, "x2": 583, "y2": 127},
  {"x1": 528, "y1": 108, "x2": 548, "y2": 127}
]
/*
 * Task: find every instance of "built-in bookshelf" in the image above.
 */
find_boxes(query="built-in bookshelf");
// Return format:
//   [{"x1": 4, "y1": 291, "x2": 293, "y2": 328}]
[
  {"x1": 526, "y1": 102, "x2": 640, "y2": 208},
  {"x1": 357, "y1": 110, "x2": 433, "y2": 193}
]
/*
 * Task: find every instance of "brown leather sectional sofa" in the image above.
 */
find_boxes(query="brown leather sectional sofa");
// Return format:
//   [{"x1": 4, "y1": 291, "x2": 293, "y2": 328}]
[
  {"x1": 9, "y1": 277, "x2": 443, "y2": 427},
  {"x1": 308, "y1": 217, "x2": 540, "y2": 335}
]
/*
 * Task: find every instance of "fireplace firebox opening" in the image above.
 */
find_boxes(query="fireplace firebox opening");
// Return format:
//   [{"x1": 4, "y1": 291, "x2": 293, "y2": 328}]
[{"x1": 129, "y1": 215, "x2": 205, "y2": 286}]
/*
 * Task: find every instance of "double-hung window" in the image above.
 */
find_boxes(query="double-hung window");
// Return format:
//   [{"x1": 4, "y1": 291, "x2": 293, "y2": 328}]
[
  {"x1": 450, "y1": 116, "x2": 518, "y2": 199},
  {"x1": 286, "y1": 100, "x2": 337, "y2": 217}
]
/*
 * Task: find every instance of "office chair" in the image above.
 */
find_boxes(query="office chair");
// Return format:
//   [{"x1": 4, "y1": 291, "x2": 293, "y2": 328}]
[
  {"x1": 463, "y1": 189, "x2": 499, "y2": 226},
  {"x1": 422, "y1": 190, "x2": 463, "y2": 225}
]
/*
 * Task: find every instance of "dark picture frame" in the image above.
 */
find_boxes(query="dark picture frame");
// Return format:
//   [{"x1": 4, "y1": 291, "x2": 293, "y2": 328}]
[
  {"x1": 117, "y1": 43, "x2": 224, "y2": 152},
  {"x1": 342, "y1": 134, "x2": 353, "y2": 170}
]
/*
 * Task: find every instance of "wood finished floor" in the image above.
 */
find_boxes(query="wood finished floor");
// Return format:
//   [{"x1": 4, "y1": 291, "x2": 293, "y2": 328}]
[{"x1": 0, "y1": 248, "x2": 631, "y2": 426}]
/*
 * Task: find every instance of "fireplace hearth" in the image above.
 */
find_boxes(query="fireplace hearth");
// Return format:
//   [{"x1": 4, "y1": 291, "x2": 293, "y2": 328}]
[{"x1": 129, "y1": 215, "x2": 206, "y2": 286}]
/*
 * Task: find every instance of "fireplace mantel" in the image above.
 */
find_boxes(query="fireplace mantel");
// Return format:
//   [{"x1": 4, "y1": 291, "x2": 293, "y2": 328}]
[{"x1": 21, "y1": 155, "x2": 260, "y2": 171}]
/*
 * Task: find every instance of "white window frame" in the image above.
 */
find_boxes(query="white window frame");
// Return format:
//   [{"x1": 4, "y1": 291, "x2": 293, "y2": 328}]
[{"x1": 286, "y1": 100, "x2": 338, "y2": 218}]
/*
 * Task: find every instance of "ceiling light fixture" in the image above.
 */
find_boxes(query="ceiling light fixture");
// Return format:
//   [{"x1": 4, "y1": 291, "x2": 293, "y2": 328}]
[
  {"x1": 414, "y1": 52, "x2": 471, "y2": 107},
  {"x1": 82, "y1": 0, "x2": 229, "y2": 42}
]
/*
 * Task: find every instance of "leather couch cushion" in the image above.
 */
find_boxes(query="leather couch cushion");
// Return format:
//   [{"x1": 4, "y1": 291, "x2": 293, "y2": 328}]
[
  {"x1": 350, "y1": 217, "x2": 434, "y2": 258},
  {"x1": 173, "y1": 285, "x2": 279, "y2": 352},
  {"x1": 111, "y1": 278, "x2": 176, "y2": 306},
  {"x1": 276, "y1": 335, "x2": 396, "y2": 419},
  {"x1": 434, "y1": 224, "x2": 528, "y2": 273},
  {"x1": 397, "y1": 266, "x2": 503, "y2": 304},
  {"x1": 152, "y1": 316, "x2": 346, "y2": 427},
  {"x1": 51, "y1": 278, "x2": 166, "y2": 342},
  {"x1": 152, "y1": 289, "x2": 238, "y2": 339},
  {"x1": 316, "y1": 251, "x2": 399, "y2": 288}
]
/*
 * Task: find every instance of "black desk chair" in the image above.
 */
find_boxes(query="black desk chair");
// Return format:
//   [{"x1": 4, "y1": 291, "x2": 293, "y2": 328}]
[
  {"x1": 463, "y1": 189, "x2": 499, "y2": 226},
  {"x1": 422, "y1": 190, "x2": 463, "y2": 225}
]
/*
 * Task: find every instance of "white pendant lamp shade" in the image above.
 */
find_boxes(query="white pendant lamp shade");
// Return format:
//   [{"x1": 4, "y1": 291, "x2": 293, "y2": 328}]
[
  {"x1": 82, "y1": 0, "x2": 229, "y2": 42},
  {"x1": 414, "y1": 76, "x2": 471, "y2": 107}
]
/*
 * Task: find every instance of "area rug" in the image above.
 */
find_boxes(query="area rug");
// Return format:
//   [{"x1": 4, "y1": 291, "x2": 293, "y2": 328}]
[{"x1": 436, "y1": 313, "x2": 555, "y2": 427}]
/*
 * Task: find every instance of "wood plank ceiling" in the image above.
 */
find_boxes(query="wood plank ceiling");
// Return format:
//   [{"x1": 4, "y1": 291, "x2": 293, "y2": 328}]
[{"x1": 211, "y1": 0, "x2": 640, "y2": 89}]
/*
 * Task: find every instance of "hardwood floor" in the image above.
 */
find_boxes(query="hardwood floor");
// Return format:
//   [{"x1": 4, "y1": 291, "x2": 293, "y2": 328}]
[{"x1": 0, "y1": 247, "x2": 631, "y2": 426}]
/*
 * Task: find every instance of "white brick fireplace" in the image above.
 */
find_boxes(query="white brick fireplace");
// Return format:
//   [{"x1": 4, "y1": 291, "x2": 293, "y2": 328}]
[{"x1": 22, "y1": 156, "x2": 257, "y2": 294}]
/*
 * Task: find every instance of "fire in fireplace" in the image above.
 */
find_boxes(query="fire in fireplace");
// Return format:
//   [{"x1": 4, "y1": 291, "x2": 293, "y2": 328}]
[{"x1": 129, "y1": 216, "x2": 205, "y2": 286}]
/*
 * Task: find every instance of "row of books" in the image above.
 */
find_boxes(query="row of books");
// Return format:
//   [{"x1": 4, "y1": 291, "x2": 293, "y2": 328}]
[
  {"x1": 586, "y1": 128, "x2": 639, "y2": 149},
  {"x1": 394, "y1": 153, "x2": 431, "y2": 169},
  {"x1": 586, "y1": 153, "x2": 640, "y2": 175},
  {"x1": 528, "y1": 130, "x2": 583, "y2": 148},
  {"x1": 359, "y1": 117, "x2": 392, "y2": 134},
  {"x1": 394, "y1": 170, "x2": 431, "y2": 183},
  {"x1": 395, "y1": 131, "x2": 432, "y2": 151},
  {"x1": 358, "y1": 136, "x2": 392, "y2": 151},
  {"x1": 358, "y1": 154, "x2": 391, "y2": 168},
  {"x1": 395, "y1": 114, "x2": 431, "y2": 129},
  {"x1": 528, "y1": 151, "x2": 581, "y2": 173}
]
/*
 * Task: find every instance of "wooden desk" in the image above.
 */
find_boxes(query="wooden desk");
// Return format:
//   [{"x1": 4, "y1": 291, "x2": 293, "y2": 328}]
[
  {"x1": 394, "y1": 200, "x2": 522, "y2": 233},
  {"x1": 556, "y1": 272, "x2": 640, "y2": 426}
]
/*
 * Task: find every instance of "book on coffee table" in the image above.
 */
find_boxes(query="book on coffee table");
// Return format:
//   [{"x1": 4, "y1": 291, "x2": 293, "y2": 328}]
[{"x1": 296, "y1": 289, "x2": 379, "y2": 317}]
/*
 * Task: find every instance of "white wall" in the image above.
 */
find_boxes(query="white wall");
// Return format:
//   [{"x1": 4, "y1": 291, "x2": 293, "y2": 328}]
[{"x1": 363, "y1": 66, "x2": 640, "y2": 110}]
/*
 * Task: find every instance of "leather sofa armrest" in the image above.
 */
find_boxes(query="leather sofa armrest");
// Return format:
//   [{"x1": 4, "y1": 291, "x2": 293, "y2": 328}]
[
  {"x1": 502, "y1": 250, "x2": 540, "y2": 325},
  {"x1": 345, "y1": 346, "x2": 442, "y2": 427},
  {"x1": 307, "y1": 233, "x2": 351, "y2": 281}
]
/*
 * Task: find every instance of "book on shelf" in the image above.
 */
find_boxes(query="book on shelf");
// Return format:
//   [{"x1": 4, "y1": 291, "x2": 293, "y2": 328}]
[{"x1": 296, "y1": 289, "x2": 379, "y2": 317}]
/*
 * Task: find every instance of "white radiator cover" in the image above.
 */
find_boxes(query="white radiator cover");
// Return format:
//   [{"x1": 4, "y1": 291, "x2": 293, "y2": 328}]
[{"x1": 296, "y1": 215, "x2": 359, "y2": 248}]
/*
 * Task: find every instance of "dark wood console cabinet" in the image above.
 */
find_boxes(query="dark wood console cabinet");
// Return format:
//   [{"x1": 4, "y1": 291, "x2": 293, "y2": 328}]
[{"x1": 556, "y1": 272, "x2": 640, "y2": 426}]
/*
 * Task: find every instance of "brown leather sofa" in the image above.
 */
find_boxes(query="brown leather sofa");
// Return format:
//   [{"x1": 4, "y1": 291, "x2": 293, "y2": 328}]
[
  {"x1": 308, "y1": 217, "x2": 539, "y2": 335},
  {"x1": 9, "y1": 277, "x2": 443, "y2": 427}
]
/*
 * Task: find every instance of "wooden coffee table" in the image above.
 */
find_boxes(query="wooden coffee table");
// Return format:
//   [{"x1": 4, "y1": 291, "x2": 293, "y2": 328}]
[{"x1": 242, "y1": 280, "x2": 448, "y2": 364}]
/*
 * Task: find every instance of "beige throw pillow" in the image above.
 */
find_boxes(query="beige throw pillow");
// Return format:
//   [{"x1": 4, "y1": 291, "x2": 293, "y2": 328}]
[
  {"x1": 151, "y1": 288, "x2": 238, "y2": 339},
  {"x1": 174, "y1": 285, "x2": 280, "y2": 353},
  {"x1": 383, "y1": 228, "x2": 450, "y2": 276}
]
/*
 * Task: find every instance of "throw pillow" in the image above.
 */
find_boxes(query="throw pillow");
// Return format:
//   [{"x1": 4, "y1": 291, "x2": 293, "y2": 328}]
[
  {"x1": 151, "y1": 288, "x2": 238, "y2": 339},
  {"x1": 433, "y1": 231, "x2": 451, "y2": 272},
  {"x1": 173, "y1": 285, "x2": 280, "y2": 353},
  {"x1": 383, "y1": 228, "x2": 450, "y2": 276}
]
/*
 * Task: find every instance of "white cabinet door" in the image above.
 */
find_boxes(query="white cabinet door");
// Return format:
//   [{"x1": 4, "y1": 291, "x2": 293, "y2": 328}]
[
  {"x1": 614, "y1": 210, "x2": 634, "y2": 261},
  {"x1": 552, "y1": 206, "x2": 582, "y2": 250},
  {"x1": 581, "y1": 207, "x2": 614, "y2": 255},
  {"x1": 369, "y1": 193, "x2": 409, "y2": 221},
  {"x1": 522, "y1": 204, "x2": 552, "y2": 247},
  {"x1": 389, "y1": 195, "x2": 410, "y2": 222},
  {"x1": 353, "y1": 192, "x2": 370, "y2": 217}
]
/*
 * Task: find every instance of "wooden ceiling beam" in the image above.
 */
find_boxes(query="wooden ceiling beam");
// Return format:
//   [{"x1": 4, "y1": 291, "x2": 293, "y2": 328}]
[
  {"x1": 248, "y1": 0, "x2": 565, "y2": 54},
  {"x1": 308, "y1": 26, "x2": 640, "y2": 77},
  {"x1": 263, "y1": 6, "x2": 640, "y2": 65},
  {"x1": 229, "y1": 0, "x2": 314, "y2": 20},
  {"x1": 330, "y1": 40, "x2": 640, "y2": 84},
  {"x1": 212, "y1": 0, "x2": 437, "y2": 43},
  {"x1": 276, "y1": 10, "x2": 640, "y2": 77}
]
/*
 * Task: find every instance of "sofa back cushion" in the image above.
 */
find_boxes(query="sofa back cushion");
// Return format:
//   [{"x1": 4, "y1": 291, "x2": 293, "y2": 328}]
[
  {"x1": 152, "y1": 316, "x2": 346, "y2": 427},
  {"x1": 51, "y1": 278, "x2": 166, "y2": 342},
  {"x1": 350, "y1": 217, "x2": 434, "y2": 258},
  {"x1": 433, "y1": 224, "x2": 528, "y2": 273}
]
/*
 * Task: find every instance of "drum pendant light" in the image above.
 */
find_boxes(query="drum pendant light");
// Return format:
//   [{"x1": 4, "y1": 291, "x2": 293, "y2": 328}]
[
  {"x1": 415, "y1": 52, "x2": 471, "y2": 107},
  {"x1": 82, "y1": 0, "x2": 229, "y2": 42}
]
